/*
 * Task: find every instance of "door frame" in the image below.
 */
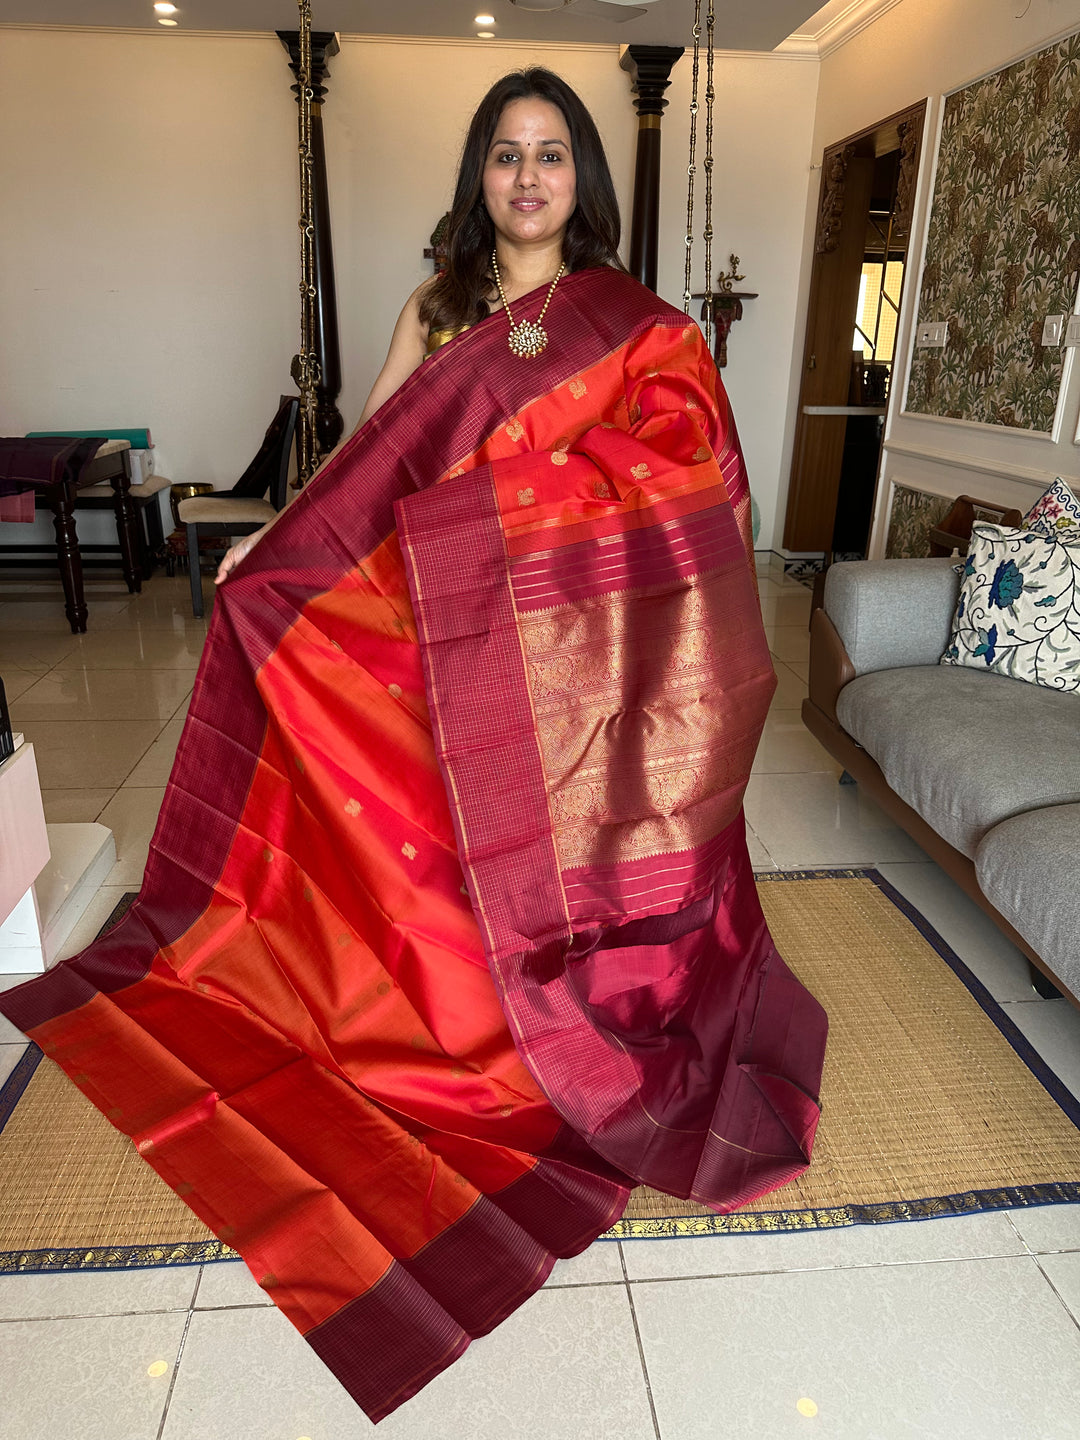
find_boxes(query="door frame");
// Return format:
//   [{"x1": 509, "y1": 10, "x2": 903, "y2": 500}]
[{"x1": 782, "y1": 101, "x2": 928, "y2": 555}]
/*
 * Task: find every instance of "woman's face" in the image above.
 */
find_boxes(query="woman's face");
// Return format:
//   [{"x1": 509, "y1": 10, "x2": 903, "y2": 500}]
[{"x1": 482, "y1": 97, "x2": 577, "y2": 252}]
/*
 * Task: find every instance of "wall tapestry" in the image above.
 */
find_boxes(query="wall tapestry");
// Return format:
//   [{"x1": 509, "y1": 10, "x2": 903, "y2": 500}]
[
  {"x1": 884, "y1": 485, "x2": 1009, "y2": 558},
  {"x1": 906, "y1": 34, "x2": 1080, "y2": 432},
  {"x1": 885, "y1": 485, "x2": 954, "y2": 557}
]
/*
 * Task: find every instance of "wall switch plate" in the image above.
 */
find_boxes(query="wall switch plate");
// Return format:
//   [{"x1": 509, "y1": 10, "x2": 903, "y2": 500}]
[
  {"x1": 1064, "y1": 315, "x2": 1080, "y2": 347},
  {"x1": 1042, "y1": 314, "x2": 1065, "y2": 346},
  {"x1": 916, "y1": 321, "x2": 948, "y2": 348}
]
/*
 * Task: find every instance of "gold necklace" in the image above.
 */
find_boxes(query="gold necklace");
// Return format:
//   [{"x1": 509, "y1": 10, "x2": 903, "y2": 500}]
[{"x1": 491, "y1": 251, "x2": 566, "y2": 359}]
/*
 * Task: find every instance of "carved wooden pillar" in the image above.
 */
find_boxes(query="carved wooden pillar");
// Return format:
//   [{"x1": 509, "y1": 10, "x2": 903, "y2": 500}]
[
  {"x1": 891, "y1": 108, "x2": 925, "y2": 237},
  {"x1": 815, "y1": 142, "x2": 857, "y2": 255},
  {"x1": 619, "y1": 46, "x2": 684, "y2": 293},
  {"x1": 277, "y1": 29, "x2": 345, "y2": 454}
]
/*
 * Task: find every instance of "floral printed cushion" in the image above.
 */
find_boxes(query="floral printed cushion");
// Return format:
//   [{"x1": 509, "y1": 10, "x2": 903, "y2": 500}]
[
  {"x1": 1022, "y1": 476, "x2": 1080, "y2": 538},
  {"x1": 941, "y1": 521, "x2": 1080, "y2": 692}
]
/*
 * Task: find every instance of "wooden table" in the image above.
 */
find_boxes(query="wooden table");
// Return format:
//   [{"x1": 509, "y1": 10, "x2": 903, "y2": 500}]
[{"x1": 2, "y1": 440, "x2": 143, "y2": 633}]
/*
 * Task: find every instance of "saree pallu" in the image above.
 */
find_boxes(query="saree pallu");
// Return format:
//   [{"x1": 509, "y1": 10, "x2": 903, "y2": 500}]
[{"x1": 0, "y1": 267, "x2": 826, "y2": 1422}]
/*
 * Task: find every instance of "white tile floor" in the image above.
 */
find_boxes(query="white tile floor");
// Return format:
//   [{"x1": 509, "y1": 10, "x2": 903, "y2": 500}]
[{"x1": 1, "y1": 564, "x2": 1079, "y2": 1440}]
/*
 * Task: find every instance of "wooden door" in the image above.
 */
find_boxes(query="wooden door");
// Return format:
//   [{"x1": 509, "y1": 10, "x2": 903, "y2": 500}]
[
  {"x1": 783, "y1": 105, "x2": 926, "y2": 554},
  {"x1": 784, "y1": 151, "x2": 875, "y2": 552}
]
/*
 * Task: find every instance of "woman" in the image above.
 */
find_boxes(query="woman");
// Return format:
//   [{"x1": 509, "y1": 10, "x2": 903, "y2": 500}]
[
  {"x1": 215, "y1": 68, "x2": 618, "y2": 580},
  {"x1": 0, "y1": 70, "x2": 826, "y2": 1422}
]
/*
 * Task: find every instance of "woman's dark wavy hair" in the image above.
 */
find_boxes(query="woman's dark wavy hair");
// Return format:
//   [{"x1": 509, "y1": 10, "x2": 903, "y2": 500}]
[{"x1": 419, "y1": 68, "x2": 623, "y2": 336}]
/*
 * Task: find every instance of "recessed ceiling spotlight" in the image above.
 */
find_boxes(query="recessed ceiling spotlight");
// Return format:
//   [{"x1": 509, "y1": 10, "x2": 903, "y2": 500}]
[
  {"x1": 158, "y1": 15, "x2": 179, "y2": 22},
  {"x1": 154, "y1": 2, "x2": 178, "y2": 11},
  {"x1": 475, "y1": 13, "x2": 495, "y2": 22},
  {"x1": 477, "y1": 30, "x2": 495, "y2": 37}
]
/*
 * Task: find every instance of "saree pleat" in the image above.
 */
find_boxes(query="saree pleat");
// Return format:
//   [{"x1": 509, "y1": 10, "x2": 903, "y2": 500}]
[{"x1": 0, "y1": 268, "x2": 826, "y2": 1421}]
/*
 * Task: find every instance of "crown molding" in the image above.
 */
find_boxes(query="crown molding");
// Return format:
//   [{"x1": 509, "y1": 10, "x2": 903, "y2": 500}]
[
  {"x1": 338, "y1": 32, "x2": 617, "y2": 52},
  {"x1": 342, "y1": 34, "x2": 815, "y2": 61},
  {"x1": 776, "y1": 0, "x2": 904, "y2": 60},
  {"x1": 0, "y1": 23, "x2": 281, "y2": 39},
  {"x1": 0, "y1": 22, "x2": 621, "y2": 53},
  {"x1": 0, "y1": 20, "x2": 818, "y2": 59},
  {"x1": 773, "y1": 34, "x2": 819, "y2": 58}
]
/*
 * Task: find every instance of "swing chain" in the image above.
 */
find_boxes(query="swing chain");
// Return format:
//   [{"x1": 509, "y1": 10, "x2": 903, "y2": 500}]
[
  {"x1": 683, "y1": 0, "x2": 702, "y2": 314},
  {"x1": 293, "y1": 0, "x2": 322, "y2": 488},
  {"x1": 702, "y1": 0, "x2": 715, "y2": 348},
  {"x1": 684, "y1": 0, "x2": 716, "y2": 350}
]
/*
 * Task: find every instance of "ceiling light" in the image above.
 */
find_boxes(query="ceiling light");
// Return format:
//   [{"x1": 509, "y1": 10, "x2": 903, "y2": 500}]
[
  {"x1": 475, "y1": 13, "x2": 495, "y2": 21},
  {"x1": 154, "y1": 3, "x2": 178, "y2": 11},
  {"x1": 477, "y1": 30, "x2": 495, "y2": 37},
  {"x1": 158, "y1": 15, "x2": 178, "y2": 23}
]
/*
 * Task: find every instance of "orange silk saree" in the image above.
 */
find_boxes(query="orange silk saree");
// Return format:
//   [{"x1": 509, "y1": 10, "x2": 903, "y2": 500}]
[{"x1": 0, "y1": 268, "x2": 826, "y2": 1422}]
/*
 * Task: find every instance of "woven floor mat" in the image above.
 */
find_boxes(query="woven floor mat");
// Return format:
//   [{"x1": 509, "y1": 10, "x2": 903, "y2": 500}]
[{"x1": 1, "y1": 870, "x2": 1078, "y2": 1269}]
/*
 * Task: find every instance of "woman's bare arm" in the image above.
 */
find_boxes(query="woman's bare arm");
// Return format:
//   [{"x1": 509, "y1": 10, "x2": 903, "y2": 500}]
[
  {"x1": 356, "y1": 280, "x2": 431, "y2": 426},
  {"x1": 216, "y1": 284, "x2": 431, "y2": 585}
]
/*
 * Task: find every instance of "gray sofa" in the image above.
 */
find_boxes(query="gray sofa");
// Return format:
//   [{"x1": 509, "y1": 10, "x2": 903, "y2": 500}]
[{"x1": 802, "y1": 557, "x2": 1080, "y2": 1006}]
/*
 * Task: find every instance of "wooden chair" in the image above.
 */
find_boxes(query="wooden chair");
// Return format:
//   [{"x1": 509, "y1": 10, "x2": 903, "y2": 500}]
[
  {"x1": 928, "y1": 494, "x2": 1024, "y2": 557},
  {"x1": 178, "y1": 396, "x2": 299, "y2": 617},
  {"x1": 76, "y1": 471, "x2": 173, "y2": 578}
]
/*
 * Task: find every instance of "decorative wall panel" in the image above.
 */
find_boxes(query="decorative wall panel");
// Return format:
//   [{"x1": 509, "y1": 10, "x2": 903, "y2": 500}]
[
  {"x1": 906, "y1": 35, "x2": 1080, "y2": 432},
  {"x1": 885, "y1": 485, "x2": 1018, "y2": 558},
  {"x1": 885, "y1": 485, "x2": 953, "y2": 557}
]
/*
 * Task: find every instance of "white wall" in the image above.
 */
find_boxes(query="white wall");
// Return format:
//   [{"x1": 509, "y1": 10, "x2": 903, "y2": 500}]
[
  {"x1": 0, "y1": 26, "x2": 819, "y2": 553},
  {"x1": 794, "y1": 0, "x2": 1080, "y2": 557},
  {"x1": 812, "y1": 0, "x2": 1080, "y2": 149},
  {"x1": 0, "y1": 29, "x2": 297, "y2": 490},
  {"x1": 654, "y1": 51, "x2": 821, "y2": 550}
]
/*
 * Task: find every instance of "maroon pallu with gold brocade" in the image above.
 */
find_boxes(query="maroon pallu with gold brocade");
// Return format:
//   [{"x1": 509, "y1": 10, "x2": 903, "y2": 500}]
[{"x1": 0, "y1": 268, "x2": 827, "y2": 1422}]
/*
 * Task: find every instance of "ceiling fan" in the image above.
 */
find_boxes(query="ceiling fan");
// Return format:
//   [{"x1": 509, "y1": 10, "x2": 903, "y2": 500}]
[{"x1": 507, "y1": 0, "x2": 659, "y2": 21}]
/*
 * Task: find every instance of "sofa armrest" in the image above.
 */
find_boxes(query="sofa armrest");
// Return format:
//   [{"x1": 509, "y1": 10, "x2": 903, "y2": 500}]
[
  {"x1": 808, "y1": 606, "x2": 856, "y2": 724},
  {"x1": 823, "y1": 558, "x2": 962, "y2": 676}
]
